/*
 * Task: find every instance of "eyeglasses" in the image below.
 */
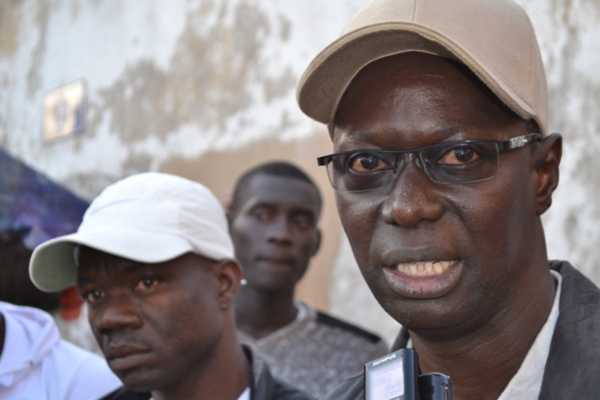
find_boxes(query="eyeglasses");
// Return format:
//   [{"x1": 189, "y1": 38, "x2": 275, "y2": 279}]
[{"x1": 317, "y1": 133, "x2": 542, "y2": 191}]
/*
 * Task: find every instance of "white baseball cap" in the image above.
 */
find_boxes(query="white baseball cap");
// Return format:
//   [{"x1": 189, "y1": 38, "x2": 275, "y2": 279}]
[{"x1": 29, "y1": 172, "x2": 234, "y2": 292}]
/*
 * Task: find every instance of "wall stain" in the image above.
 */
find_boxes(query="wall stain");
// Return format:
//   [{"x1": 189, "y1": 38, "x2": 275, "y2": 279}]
[
  {"x1": 0, "y1": 0, "x2": 24, "y2": 59},
  {"x1": 26, "y1": 0, "x2": 50, "y2": 99},
  {"x1": 69, "y1": 0, "x2": 80, "y2": 20},
  {"x1": 582, "y1": 0, "x2": 600, "y2": 18},
  {"x1": 278, "y1": 13, "x2": 291, "y2": 41},
  {"x1": 88, "y1": 0, "x2": 288, "y2": 154}
]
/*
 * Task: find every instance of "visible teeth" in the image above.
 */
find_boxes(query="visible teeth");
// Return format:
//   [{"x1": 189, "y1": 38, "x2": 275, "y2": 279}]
[
  {"x1": 434, "y1": 262, "x2": 445, "y2": 274},
  {"x1": 396, "y1": 261, "x2": 453, "y2": 276}
]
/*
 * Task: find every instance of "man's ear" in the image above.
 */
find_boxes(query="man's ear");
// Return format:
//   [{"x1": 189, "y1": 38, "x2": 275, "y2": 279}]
[
  {"x1": 310, "y1": 229, "x2": 322, "y2": 257},
  {"x1": 224, "y1": 200, "x2": 233, "y2": 226},
  {"x1": 535, "y1": 133, "x2": 562, "y2": 215},
  {"x1": 215, "y1": 259, "x2": 243, "y2": 310}
]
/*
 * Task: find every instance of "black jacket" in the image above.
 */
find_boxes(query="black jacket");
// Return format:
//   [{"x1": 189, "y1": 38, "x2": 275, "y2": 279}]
[
  {"x1": 99, "y1": 344, "x2": 314, "y2": 400},
  {"x1": 322, "y1": 261, "x2": 600, "y2": 400}
]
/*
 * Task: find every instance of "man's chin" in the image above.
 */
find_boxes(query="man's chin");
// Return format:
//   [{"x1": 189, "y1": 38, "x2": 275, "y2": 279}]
[{"x1": 117, "y1": 371, "x2": 162, "y2": 392}]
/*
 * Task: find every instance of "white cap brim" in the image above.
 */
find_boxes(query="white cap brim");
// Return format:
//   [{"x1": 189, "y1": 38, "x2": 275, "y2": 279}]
[{"x1": 30, "y1": 226, "x2": 195, "y2": 292}]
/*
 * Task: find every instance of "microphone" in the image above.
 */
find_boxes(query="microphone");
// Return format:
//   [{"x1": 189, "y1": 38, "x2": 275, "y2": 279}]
[
  {"x1": 419, "y1": 372, "x2": 453, "y2": 400},
  {"x1": 365, "y1": 349, "x2": 453, "y2": 400}
]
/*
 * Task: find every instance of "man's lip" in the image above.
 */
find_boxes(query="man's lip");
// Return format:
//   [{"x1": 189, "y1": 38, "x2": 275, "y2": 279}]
[
  {"x1": 394, "y1": 260, "x2": 456, "y2": 276},
  {"x1": 382, "y1": 260, "x2": 463, "y2": 299},
  {"x1": 104, "y1": 343, "x2": 152, "y2": 372},
  {"x1": 256, "y1": 256, "x2": 295, "y2": 265},
  {"x1": 104, "y1": 343, "x2": 150, "y2": 360},
  {"x1": 379, "y1": 247, "x2": 458, "y2": 267}
]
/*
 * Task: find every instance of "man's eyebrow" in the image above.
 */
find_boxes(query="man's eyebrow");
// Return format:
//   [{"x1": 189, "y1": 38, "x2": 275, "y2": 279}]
[
  {"x1": 76, "y1": 276, "x2": 94, "y2": 286},
  {"x1": 122, "y1": 262, "x2": 160, "y2": 273},
  {"x1": 338, "y1": 125, "x2": 475, "y2": 147},
  {"x1": 76, "y1": 261, "x2": 153, "y2": 283},
  {"x1": 249, "y1": 201, "x2": 275, "y2": 210},
  {"x1": 335, "y1": 129, "x2": 375, "y2": 146},
  {"x1": 250, "y1": 201, "x2": 315, "y2": 218},
  {"x1": 292, "y1": 206, "x2": 317, "y2": 216}
]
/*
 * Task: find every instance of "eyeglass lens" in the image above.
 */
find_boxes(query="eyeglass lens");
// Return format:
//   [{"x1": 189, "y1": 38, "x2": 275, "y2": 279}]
[{"x1": 326, "y1": 141, "x2": 501, "y2": 191}]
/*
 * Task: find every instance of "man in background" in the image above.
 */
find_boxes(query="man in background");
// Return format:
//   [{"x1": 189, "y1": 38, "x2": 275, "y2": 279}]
[
  {"x1": 228, "y1": 161, "x2": 388, "y2": 398},
  {"x1": 29, "y1": 172, "x2": 313, "y2": 400}
]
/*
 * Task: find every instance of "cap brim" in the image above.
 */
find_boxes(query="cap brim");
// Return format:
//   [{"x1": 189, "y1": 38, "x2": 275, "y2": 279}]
[
  {"x1": 29, "y1": 227, "x2": 194, "y2": 292},
  {"x1": 297, "y1": 25, "x2": 539, "y2": 135}
]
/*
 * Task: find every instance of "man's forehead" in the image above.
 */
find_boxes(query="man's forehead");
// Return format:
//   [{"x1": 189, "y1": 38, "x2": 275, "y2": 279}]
[
  {"x1": 332, "y1": 53, "x2": 520, "y2": 143},
  {"x1": 246, "y1": 174, "x2": 315, "y2": 195},
  {"x1": 77, "y1": 246, "x2": 159, "y2": 271},
  {"x1": 235, "y1": 177, "x2": 316, "y2": 218},
  {"x1": 370, "y1": 52, "x2": 458, "y2": 75},
  {"x1": 247, "y1": 177, "x2": 318, "y2": 205},
  {"x1": 343, "y1": 53, "x2": 482, "y2": 96}
]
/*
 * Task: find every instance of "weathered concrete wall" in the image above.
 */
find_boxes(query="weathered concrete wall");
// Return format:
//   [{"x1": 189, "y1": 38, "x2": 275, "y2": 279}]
[
  {"x1": 0, "y1": 0, "x2": 598, "y2": 344},
  {"x1": 0, "y1": 0, "x2": 351, "y2": 194}
]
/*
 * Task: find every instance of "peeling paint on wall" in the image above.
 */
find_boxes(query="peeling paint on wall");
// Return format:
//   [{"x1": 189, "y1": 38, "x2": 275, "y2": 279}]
[
  {"x1": 0, "y1": 0, "x2": 349, "y2": 194},
  {"x1": 88, "y1": 0, "x2": 291, "y2": 147},
  {"x1": 0, "y1": 1, "x2": 25, "y2": 59}
]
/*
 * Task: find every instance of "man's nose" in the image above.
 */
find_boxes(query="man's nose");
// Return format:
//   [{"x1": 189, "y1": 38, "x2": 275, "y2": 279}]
[
  {"x1": 92, "y1": 295, "x2": 142, "y2": 335},
  {"x1": 381, "y1": 155, "x2": 444, "y2": 228},
  {"x1": 266, "y1": 215, "x2": 292, "y2": 244}
]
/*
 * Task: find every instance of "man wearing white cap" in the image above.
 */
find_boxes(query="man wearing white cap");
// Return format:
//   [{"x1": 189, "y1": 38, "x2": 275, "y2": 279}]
[
  {"x1": 29, "y1": 172, "x2": 314, "y2": 400},
  {"x1": 297, "y1": 0, "x2": 600, "y2": 399}
]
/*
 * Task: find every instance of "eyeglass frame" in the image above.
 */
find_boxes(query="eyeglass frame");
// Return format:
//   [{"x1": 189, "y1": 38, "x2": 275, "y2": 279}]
[{"x1": 316, "y1": 133, "x2": 543, "y2": 190}]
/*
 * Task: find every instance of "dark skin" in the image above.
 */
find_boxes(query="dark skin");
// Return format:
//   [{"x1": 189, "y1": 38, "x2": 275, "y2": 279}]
[
  {"x1": 76, "y1": 247, "x2": 249, "y2": 400},
  {"x1": 228, "y1": 174, "x2": 321, "y2": 339},
  {"x1": 332, "y1": 53, "x2": 562, "y2": 400}
]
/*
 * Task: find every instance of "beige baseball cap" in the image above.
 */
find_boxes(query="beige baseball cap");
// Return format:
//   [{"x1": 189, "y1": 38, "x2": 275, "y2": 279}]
[
  {"x1": 29, "y1": 172, "x2": 234, "y2": 292},
  {"x1": 297, "y1": 0, "x2": 549, "y2": 136}
]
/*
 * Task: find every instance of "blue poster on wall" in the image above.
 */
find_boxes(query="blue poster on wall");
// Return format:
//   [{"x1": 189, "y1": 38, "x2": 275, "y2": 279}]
[{"x1": 0, "y1": 148, "x2": 89, "y2": 250}]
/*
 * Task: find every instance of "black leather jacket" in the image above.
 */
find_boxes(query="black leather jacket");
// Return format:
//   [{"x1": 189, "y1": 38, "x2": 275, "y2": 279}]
[{"x1": 322, "y1": 261, "x2": 600, "y2": 400}]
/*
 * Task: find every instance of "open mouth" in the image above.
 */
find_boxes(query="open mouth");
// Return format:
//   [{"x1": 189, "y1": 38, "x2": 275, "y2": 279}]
[
  {"x1": 395, "y1": 260, "x2": 454, "y2": 276},
  {"x1": 383, "y1": 260, "x2": 463, "y2": 299}
]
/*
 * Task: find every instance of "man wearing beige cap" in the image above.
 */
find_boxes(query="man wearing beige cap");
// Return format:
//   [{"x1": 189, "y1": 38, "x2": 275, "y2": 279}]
[
  {"x1": 297, "y1": 0, "x2": 600, "y2": 399},
  {"x1": 29, "y1": 172, "x2": 313, "y2": 400}
]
